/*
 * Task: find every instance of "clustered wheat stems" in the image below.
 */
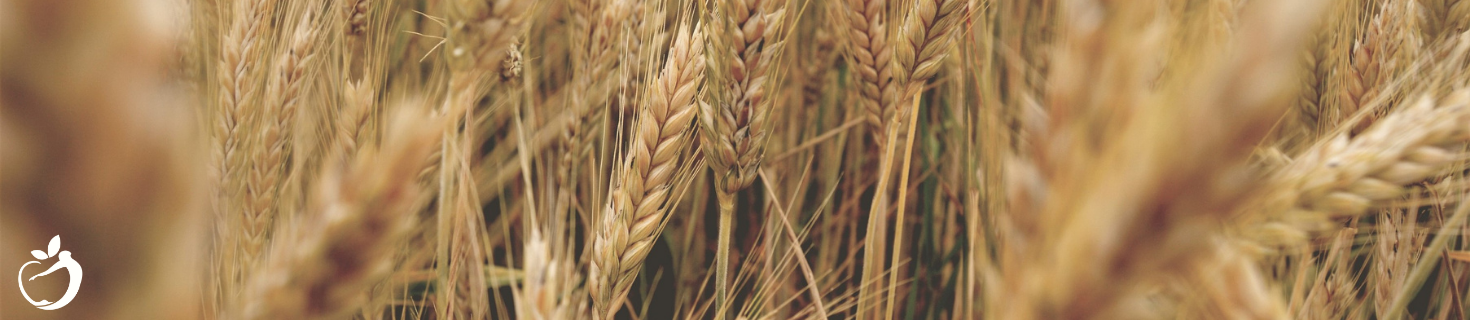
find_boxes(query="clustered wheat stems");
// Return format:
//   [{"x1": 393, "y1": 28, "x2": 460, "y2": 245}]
[{"x1": 13, "y1": 0, "x2": 1470, "y2": 319}]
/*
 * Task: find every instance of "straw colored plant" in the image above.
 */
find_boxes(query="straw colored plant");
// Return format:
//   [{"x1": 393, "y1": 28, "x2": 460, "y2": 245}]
[{"x1": 8, "y1": 0, "x2": 1470, "y2": 319}]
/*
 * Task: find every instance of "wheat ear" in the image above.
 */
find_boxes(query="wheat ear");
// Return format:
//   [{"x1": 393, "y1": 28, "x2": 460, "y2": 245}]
[
  {"x1": 893, "y1": 0, "x2": 966, "y2": 108},
  {"x1": 838, "y1": 0, "x2": 894, "y2": 141},
  {"x1": 1338, "y1": 0, "x2": 1419, "y2": 132},
  {"x1": 241, "y1": 7, "x2": 323, "y2": 276},
  {"x1": 1297, "y1": 23, "x2": 1332, "y2": 134},
  {"x1": 241, "y1": 106, "x2": 437, "y2": 320},
  {"x1": 1252, "y1": 89, "x2": 1470, "y2": 244},
  {"x1": 589, "y1": 24, "x2": 705, "y2": 320}
]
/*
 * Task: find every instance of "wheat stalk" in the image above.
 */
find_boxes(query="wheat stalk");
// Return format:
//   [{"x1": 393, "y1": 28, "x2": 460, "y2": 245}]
[
  {"x1": 698, "y1": 0, "x2": 789, "y2": 314},
  {"x1": 589, "y1": 24, "x2": 705, "y2": 319}
]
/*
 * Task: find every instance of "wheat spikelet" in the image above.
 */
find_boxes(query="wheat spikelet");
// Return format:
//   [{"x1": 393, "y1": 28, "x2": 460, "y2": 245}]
[
  {"x1": 335, "y1": 81, "x2": 375, "y2": 157},
  {"x1": 1184, "y1": 239, "x2": 1289, "y2": 320},
  {"x1": 1296, "y1": 3, "x2": 1353, "y2": 136},
  {"x1": 345, "y1": 0, "x2": 371, "y2": 38},
  {"x1": 1294, "y1": 228, "x2": 1359, "y2": 319},
  {"x1": 589, "y1": 24, "x2": 705, "y2": 319},
  {"x1": 519, "y1": 232, "x2": 581, "y2": 320},
  {"x1": 799, "y1": 18, "x2": 837, "y2": 110},
  {"x1": 241, "y1": 106, "x2": 437, "y2": 320},
  {"x1": 1452, "y1": 1, "x2": 1470, "y2": 36},
  {"x1": 518, "y1": 4, "x2": 632, "y2": 318},
  {"x1": 556, "y1": 0, "x2": 634, "y2": 207}
]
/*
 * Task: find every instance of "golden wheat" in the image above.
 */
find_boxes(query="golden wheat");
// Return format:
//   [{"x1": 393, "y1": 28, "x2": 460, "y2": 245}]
[{"x1": 13, "y1": 0, "x2": 1470, "y2": 319}]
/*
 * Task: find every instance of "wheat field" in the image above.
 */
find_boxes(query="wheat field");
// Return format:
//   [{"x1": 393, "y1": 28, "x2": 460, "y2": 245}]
[{"x1": 2, "y1": 0, "x2": 1470, "y2": 319}]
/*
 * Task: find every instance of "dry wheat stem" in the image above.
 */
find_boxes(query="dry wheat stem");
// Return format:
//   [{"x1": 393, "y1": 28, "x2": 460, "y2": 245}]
[
  {"x1": 881, "y1": 93, "x2": 922, "y2": 320},
  {"x1": 589, "y1": 25, "x2": 706, "y2": 319}
]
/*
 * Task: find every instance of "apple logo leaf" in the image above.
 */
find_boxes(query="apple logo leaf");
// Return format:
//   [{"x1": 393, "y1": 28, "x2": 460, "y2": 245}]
[
  {"x1": 47, "y1": 236, "x2": 60, "y2": 258},
  {"x1": 31, "y1": 250, "x2": 47, "y2": 260}
]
